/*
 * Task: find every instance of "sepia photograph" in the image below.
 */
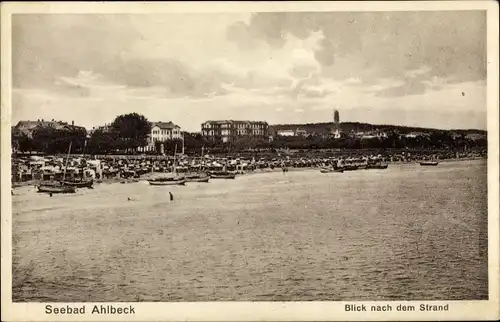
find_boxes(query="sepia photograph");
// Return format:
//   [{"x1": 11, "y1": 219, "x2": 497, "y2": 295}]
[{"x1": 1, "y1": 1, "x2": 499, "y2": 321}]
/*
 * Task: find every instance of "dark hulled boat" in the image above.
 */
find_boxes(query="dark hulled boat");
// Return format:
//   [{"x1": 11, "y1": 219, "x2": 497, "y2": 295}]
[
  {"x1": 366, "y1": 164, "x2": 389, "y2": 169},
  {"x1": 37, "y1": 142, "x2": 77, "y2": 194},
  {"x1": 149, "y1": 143, "x2": 187, "y2": 185},
  {"x1": 37, "y1": 184, "x2": 76, "y2": 194},
  {"x1": 185, "y1": 173, "x2": 210, "y2": 183},
  {"x1": 320, "y1": 167, "x2": 344, "y2": 173},
  {"x1": 420, "y1": 161, "x2": 439, "y2": 166},
  {"x1": 342, "y1": 165, "x2": 359, "y2": 171},
  {"x1": 209, "y1": 171, "x2": 236, "y2": 179},
  {"x1": 61, "y1": 178, "x2": 94, "y2": 188},
  {"x1": 148, "y1": 177, "x2": 186, "y2": 186}
]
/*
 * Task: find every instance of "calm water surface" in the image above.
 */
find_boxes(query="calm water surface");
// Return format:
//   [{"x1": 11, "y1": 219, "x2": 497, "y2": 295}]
[{"x1": 12, "y1": 160, "x2": 488, "y2": 301}]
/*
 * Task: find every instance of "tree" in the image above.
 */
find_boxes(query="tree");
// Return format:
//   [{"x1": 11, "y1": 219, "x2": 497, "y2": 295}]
[
  {"x1": 183, "y1": 132, "x2": 211, "y2": 152},
  {"x1": 87, "y1": 130, "x2": 121, "y2": 154},
  {"x1": 111, "y1": 113, "x2": 151, "y2": 151},
  {"x1": 31, "y1": 126, "x2": 87, "y2": 154}
]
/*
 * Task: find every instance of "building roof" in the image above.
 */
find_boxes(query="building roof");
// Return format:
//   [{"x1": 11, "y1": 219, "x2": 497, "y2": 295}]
[
  {"x1": 15, "y1": 120, "x2": 84, "y2": 131},
  {"x1": 203, "y1": 120, "x2": 268, "y2": 125},
  {"x1": 152, "y1": 121, "x2": 180, "y2": 130},
  {"x1": 15, "y1": 120, "x2": 56, "y2": 129}
]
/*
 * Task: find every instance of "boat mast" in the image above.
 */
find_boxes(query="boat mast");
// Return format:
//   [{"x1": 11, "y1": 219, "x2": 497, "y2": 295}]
[
  {"x1": 62, "y1": 141, "x2": 72, "y2": 182},
  {"x1": 81, "y1": 138, "x2": 87, "y2": 179},
  {"x1": 201, "y1": 146, "x2": 204, "y2": 172},
  {"x1": 173, "y1": 144, "x2": 177, "y2": 175}
]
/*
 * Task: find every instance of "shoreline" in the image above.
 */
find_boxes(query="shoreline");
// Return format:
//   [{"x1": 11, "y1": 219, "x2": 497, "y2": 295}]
[{"x1": 11, "y1": 157, "x2": 486, "y2": 189}]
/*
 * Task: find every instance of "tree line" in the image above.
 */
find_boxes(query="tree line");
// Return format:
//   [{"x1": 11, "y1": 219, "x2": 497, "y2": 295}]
[{"x1": 12, "y1": 113, "x2": 487, "y2": 155}]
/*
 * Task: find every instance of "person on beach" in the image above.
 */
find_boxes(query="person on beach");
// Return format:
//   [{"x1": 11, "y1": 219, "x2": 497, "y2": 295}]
[{"x1": 169, "y1": 192, "x2": 174, "y2": 201}]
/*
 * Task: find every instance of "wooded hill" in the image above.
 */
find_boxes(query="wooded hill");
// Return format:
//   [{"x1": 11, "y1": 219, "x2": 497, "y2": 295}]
[{"x1": 269, "y1": 122, "x2": 487, "y2": 135}]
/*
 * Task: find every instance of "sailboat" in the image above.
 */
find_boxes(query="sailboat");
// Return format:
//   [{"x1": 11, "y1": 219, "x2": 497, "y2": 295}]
[
  {"x1": 37, "y1": 142, "x2": 76, "y2": 194},
  {"x1": 148, "y1": 144, "x2": 186, "y2": 186},
  {"x1": 186, "y1": 146, "x2": 210, "y2": 183},
  {"x1": 208, "y1": 162, "x2": 236, "y2": 179},
  {"x1": 60, "y1": 141, "x2": 94, "y2": 188}
]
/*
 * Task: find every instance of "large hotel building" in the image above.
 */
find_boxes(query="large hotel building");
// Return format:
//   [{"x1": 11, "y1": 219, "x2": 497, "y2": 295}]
[{"x1": 201, "y1": 120, "x2": 269, "y2": 143}]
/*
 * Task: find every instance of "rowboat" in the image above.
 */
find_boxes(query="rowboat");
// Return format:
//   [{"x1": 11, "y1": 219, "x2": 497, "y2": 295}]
[
  {"x1": 37, "y1": 184, "x2": 76, "y2": 194},
  {"x1": 148, "y1": 178, "x2": 186, "y2": 186},
  {"x1": 209, "y1": 172, "x2": 236, "y2": 179},
  {"x1": 342, "y1": 165, "x2": 359, "y2": 171},
  {"x1": 185, "y1": 174, "x2": 210, "y2": 183},
  {"x1": 366, "y1": 164, "x2": 389, "y2": 169},
  {"x1": 420, "y1": 161, "x2": 439, "y2": 166},
  {"x1": 61, "y1": 178, "x2": 94, "y2": 188},
  {"x1": 320, "y1": 168, "x2": 344, "y2": 173},
  {"x1": 187, "y1": 176, "x2": 210, "y2": 183}
]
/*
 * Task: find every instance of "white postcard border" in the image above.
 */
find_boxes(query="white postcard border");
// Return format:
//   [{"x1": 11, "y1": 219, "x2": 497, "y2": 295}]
[{"x1": 1, "y1": 1, "x2": 499, "y2": 321}]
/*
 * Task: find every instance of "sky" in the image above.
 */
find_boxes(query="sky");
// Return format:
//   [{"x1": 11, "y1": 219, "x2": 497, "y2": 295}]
[{"x1": 11, "y1": 11, "x2": 487, "y2": 132}]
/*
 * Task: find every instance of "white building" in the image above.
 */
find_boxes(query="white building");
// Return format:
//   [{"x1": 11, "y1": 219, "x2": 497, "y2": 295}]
[
  {"x1": 276, "y1": 128, "x2": 308, "y2": 137},
  {"x1": 150, "y1": 121, "x2": 183, "y2": 141},
  {"x1": 138, "y1": 121, "x2": 183, "y2": 153},
  {"x1": 277, "y1": 130, "x2": 296, "y2": 137}
]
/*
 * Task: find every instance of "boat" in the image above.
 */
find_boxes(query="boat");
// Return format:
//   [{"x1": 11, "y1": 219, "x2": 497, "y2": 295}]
[
  {"x1": 185, "y1": 148, "x2": 211, "y2": 183},
  {"x1": 150, "y1": 144, "x2": 186, "y2": 185},
  {"x1": 342, "y1": 165, "x2": 359, "y2": 171},
  {"x1": 420, "y1": 161, "x2": 439, "y2": 166},
  {"x1": 209, "y1": 172, "x2": 236, "y2": 179},
  {"x1": 209, "y1": 160, "x2": 237, "y2": 179},
  {"x1": 185, "y1": 173, "x2": 210, "y2": 183},
  {"x1": 320, "y1": 167, "x2": 344, "y2": 173},
  {"x1": 61, "y1": 178, "x2": 94, "y2": 188},
  {"x1": 37, "y1": 142, "x2": 77, "y2": 194},
  {"x1": 366, "y1": 164, "x2": 389, "y2": 169},
  {"x1": 148, "y1": 178, "x2": 187, "y2": 186},
  {"x1": 186, "y1": 176, "x2": 210, "y2": 183},
  {"x1": 37, "y1": 184, "x2": 76, "y2": 194},
  {"x1": 61, "y1": 143, "x2": 94, "y2": 188}
]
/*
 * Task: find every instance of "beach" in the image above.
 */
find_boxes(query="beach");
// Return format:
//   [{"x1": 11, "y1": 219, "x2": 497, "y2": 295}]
[{"x1": 12, "y1": 159, "x2": 488, "y2": 301}]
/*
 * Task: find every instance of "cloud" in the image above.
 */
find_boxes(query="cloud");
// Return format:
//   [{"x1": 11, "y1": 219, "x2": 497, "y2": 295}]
[
  {"x1": 227, "y1": 11, "x2": 486, "y2": 83},
  {"x1": 374, "y1": 79, "x2": 427, "y2": 97},
  {"x1": 11, "y1": 12, "x2": 487, "y2": 132},
  {"x1": 13, "y1": 15, "x2": 233, "y2": 99}
]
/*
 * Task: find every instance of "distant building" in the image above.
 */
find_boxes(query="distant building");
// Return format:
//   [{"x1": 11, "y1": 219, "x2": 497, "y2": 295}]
[
  {"x1": 201, "y1": 120, "x2": 269, "y2": 143},
  {"x1": 277, "y1": 130, "x2": 296, "y2": 137},
  {"x1": 13, "y1": 119, "x2": 86, "y2": 138},
  {"x1": 150, "y1": 121, "x2": 183, "y2": 142},
  {"x1": 465, "y1": 133, "x2": 486, "y2": 141},
  {"x1": 404, "y1": 132, "x2": 429, "y2": 138},
  {"x1": 331, "y1": 109, "x2": 341, "y2": 139},
  {"x1": 295, "y1": 129, "x2": 308, "y2": 137},
  {"x1": 276, "y1": 128, "x2": 309, "y2": 137},
  {"x1": 89, "y1": 123, "x2": 113, "y2": 135},
  {"x1": 137, "y1": 121, "x2": 183, "y2": 153},
  {"x1": 334, "y1": 110, "x2": 340, "y2": 125}
]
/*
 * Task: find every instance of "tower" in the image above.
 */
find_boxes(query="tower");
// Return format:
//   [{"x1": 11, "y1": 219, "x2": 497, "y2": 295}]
[
  {"x1": 332, "y1": 109, "x2": 341, "y2": 138},
  {"x1": 334, "y1": 109, "x2": 340, "y2": 130}
]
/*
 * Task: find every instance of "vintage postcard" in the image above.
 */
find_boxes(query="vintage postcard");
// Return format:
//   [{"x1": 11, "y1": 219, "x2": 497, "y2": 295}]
[{"x1": 1, "y1": 1, "x2": 499, "y2": 321}]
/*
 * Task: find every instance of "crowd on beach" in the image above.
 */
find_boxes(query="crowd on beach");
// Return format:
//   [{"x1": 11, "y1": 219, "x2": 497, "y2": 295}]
[{"x1": 11, "y1": 147, "x2": 487, "y2": 186}]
